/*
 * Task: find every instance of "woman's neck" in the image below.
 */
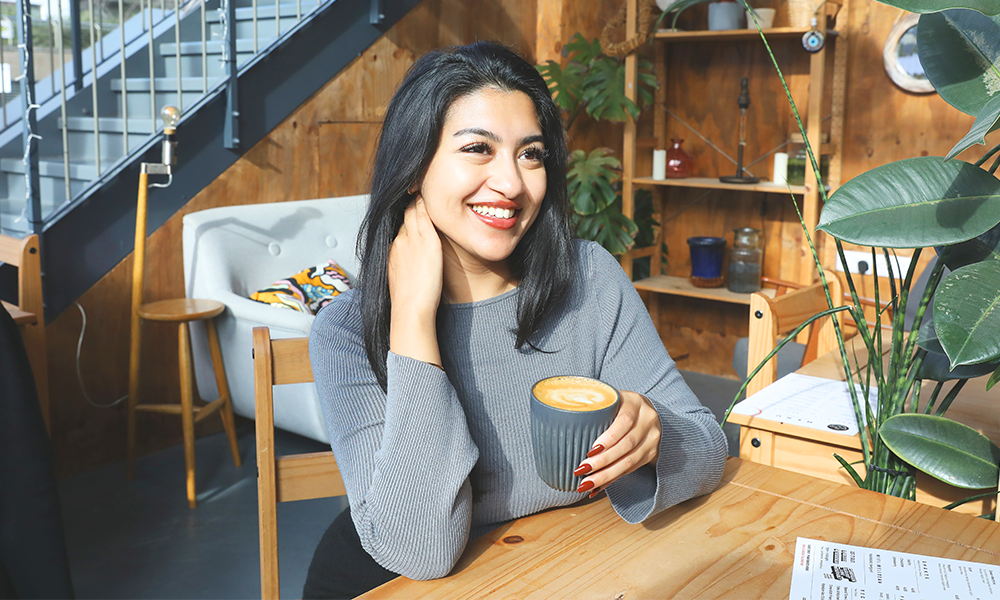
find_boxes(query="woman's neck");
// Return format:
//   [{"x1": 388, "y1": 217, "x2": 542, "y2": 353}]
[{"x1": 441, "y1": 246, "x2": 517, "y2": 304}]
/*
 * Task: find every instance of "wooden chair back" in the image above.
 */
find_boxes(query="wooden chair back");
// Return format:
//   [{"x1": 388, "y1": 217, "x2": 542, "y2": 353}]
[
  {"x1": 253, "y1": 326, "x2": 346, "y2": 599},
  {"x1": 0, "y1": 233, "x2": 49, "y2": 428},
  {"x1": 746, "y1": 270, "x2": 843, "y2": 397}
]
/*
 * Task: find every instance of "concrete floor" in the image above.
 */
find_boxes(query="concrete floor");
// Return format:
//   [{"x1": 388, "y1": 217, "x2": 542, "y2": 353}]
[{"x1": 58, "y1": 369, "x2": 741, "y2": 599}]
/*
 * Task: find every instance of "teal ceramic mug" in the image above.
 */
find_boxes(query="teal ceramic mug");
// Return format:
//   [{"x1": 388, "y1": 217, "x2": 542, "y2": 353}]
[{"x1": 530, "y1": 376, "x2": 621, "y2": 491}]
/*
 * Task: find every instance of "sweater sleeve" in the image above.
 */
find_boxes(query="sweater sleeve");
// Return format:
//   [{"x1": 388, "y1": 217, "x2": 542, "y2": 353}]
[
  {"x1": 309, "y1": 295, "x2": 480, "y2": 580},
  {"x1": 586, "y1": 244, "x2": 727, "y2": 523}
]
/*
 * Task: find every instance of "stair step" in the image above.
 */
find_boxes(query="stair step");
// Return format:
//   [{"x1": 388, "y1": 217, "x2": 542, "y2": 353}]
[
  {"x1": 206, "y1": 2, "x2": 321, "y2": 22},
  {"x1": 111, "y1": 76, "x2": 227, "y2": 92},
  {"x1": 160, "y1": 38, "x2": 275, "y2": 56},
  {"x1": 59, "y1": 116, "x2": 158, "y2": 134},
  {"x1": 1, "y1": 158, "x2": 99, "y2": 180}
]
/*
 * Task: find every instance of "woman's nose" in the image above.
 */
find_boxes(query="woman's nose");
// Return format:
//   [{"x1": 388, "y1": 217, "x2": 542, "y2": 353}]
[{"x1": 487, "y1": 156, "x2": 526, "y2": 198}]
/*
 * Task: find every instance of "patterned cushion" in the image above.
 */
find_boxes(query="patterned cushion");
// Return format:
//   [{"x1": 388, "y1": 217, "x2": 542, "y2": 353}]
[{"x1": 250, "y1": 260, "x2": 351, "y2": 314}]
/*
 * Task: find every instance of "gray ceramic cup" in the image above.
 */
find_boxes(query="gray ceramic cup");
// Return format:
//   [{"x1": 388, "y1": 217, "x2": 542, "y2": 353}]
[{"x1": 530, "y1": 376, "x2": 621, "y2": 491}]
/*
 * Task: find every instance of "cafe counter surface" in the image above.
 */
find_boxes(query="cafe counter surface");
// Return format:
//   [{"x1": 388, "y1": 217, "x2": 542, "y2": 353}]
[{"x1": 359, "y1": 458, "x2": 1000, "y2": 599}]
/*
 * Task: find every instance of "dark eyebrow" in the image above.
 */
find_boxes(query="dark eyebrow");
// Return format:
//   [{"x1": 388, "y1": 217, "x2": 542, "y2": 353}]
[{"x1": 453, "y1": 128, "x2": 545, "y2": 147}]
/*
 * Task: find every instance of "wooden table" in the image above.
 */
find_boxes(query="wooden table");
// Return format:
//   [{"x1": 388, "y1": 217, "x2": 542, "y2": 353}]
[
  {"x1": 729, "y1": 338, "x2": 1000, "y2": 516},
  {"x1": 360, "y1": 459, "x2": 1000, "y2": 599}
]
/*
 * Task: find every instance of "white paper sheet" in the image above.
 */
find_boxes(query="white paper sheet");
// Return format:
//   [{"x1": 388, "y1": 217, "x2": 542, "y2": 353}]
[
  {"x1": 731, "y1": 373, "x2": 877, "y2": 436},
  {"x1": 790, "y1": 537, "x2": 1000, "y2": 600}
]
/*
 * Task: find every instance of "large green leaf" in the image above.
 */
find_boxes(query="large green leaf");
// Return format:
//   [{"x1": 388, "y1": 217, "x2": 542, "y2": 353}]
[
  {"x1": 939, "y1": 220, "x2": 1000, "y2": 269},
  {"x1": 879, "y1": 0, "x2": 1000, "y2": 14},
  {"x1": 917, "y1": 317, "x2": 945, "y2": 354},
  {"x1": 918, "y1": 11, "x2": 1000, "y2": 116},
  {"x1": 575, "y1": 200, "x2": 637, "y2": 255},
  {"x1": 879, "y1": 414, "x2": 1000, "y2": 489},
  {"x1": 934, "y1": 260, "x2": 1000, "y2": 366},
  {"x1": 536, "y1": 60, "x2": 583, "y2": 115},
  {"x1": 988, "y1": 363, "x2": 1000, "y2": 389},
  {"x1": 818, "y1": 157, "x2": 1000, "y2": 247},
  {"x1": 916, "y1": 350, "x2": 1000, "y2": 380},
  {"x1": 567, "y1": 149, "x2": 620, "y2": 215},
  {"x1": 946, "y1": 94, "x2": 1000, "y2": 159}
]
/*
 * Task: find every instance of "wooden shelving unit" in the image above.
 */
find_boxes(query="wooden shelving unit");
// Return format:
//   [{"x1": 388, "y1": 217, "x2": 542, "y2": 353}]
[
  {"x1": 630, "y1": 176, "x2": 808, "y2": 195},
  {"x1": 633, "y1": 275, "x2": 777, "y2": 306},
  {"x1": 619, "y1": 0, "x2": 849, "y2": 324}
]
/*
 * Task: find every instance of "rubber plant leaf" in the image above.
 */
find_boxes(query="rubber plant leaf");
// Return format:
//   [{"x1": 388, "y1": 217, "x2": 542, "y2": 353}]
[
  {"x1": 938, "y1": 221, "x2": 1000, "y2": 270},
  {"x1": 933, "y1": 259, "x2": 1000, "y2": 367},
  {"x1": 918, "y1": 11, "x2": 1000, "y2": 117},
  {"x1": 916, "y1": 317, "x2": 945, "y2": 354},
  {"x1": 817, "y1": 157, "x2": 1000, "y2": 247},
  {"x1": 946, "y1": 94, "x2": 1000, "y2": 159},
  {"x1": 879, "y1": 414, "x2": 1000, "y2": 489},
  {"x1": 878, "y1": 0, "x2": 1000, "y2": 13},
  {"x1": 915, "y1": 350, "x2": 1000, "y2": 381},
  {"x1": 987, "y1": 363, "x2": 1000, "y2": 390}
]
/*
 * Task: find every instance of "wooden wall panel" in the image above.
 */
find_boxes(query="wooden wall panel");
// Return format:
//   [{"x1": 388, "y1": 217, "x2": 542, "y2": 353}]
[{"x1": 44, "y1": 0, "x2": 561, "y2": 476}]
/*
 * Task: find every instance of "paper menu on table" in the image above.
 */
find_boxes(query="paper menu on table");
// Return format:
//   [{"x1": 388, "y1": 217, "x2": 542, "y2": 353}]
[
  {"x1": 730, "y1": 373, "x2": 877, "y2": 436},
  {"x1": 789, "y1": 537, "x2": 1000, "y2": 600}
]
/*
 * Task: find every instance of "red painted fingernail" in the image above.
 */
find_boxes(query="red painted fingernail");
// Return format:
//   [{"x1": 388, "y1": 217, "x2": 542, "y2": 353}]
[
  {"x1": 587, "y1": 445, "x2": 604, "y2": 458},
  {"x1": 573, "y1": 464, "x2": 592, "y2": 476},
  {"x1": 577, "y1": 480, "x2": 595, "y2": 493},
  {"x1": 589, "y1": 488, "x2": 603, "y2": 499}
]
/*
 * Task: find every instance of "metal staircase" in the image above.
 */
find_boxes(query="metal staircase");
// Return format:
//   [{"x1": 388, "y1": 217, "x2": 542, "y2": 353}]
[{"x1": 0, "y1": 0, "x2": 418, "y2": 318}]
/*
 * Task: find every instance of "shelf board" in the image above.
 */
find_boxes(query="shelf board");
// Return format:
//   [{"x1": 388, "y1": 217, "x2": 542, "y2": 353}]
[
  {"x1": 654, "y1": 27, "x2": 837, "y2": 42},
  {"x1": 631, "y1": 176, "x2": 808, "y2": 195},
  {"x1": 633, "y1": 275, "x2": 776, "y2": 306}
]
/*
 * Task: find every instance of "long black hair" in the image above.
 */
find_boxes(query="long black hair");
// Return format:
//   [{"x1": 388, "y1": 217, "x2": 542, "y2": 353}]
[{"x1": 357, "y1": 41, "x2": 575, "y2": 392}]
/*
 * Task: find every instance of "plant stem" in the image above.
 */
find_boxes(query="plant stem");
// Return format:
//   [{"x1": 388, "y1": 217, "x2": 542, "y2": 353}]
[
  {"x1": 923, "y1": 380, "x2": 943, "y2": 414},
  {"x1": 975, "y1": 140, "x2": 1000, "y2": 167},
  {"x1": 934, "y1": 379, "x2": 968, "y2": 416},
  {"x1": 990, "y1": 151, "x2": 1000, "y2": 175},
  {"x1": 942, "y1": 490, "x2": 999, "y2": 511}
]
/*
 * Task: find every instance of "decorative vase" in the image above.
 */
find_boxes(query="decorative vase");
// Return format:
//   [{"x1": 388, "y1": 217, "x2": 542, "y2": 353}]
[
  {"x1": 708, "y1": 2, "x2": 744, "y2": 30},
  {"x1": 665, "y1": 139, "x2": 693, "y2": 178},
  {"x1": 687, "y1": 237, "x2": 727, "y2": 288}
]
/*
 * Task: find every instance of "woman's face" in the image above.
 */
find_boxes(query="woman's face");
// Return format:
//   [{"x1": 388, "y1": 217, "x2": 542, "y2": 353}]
[{"x1": 417, "y1": 87, "x2": 548, "y2": 270}]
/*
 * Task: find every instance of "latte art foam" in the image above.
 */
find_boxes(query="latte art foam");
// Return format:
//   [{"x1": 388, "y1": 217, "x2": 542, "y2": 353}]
[{"x1": 533, "y1": 376, "x2": 619, "y2": 411}]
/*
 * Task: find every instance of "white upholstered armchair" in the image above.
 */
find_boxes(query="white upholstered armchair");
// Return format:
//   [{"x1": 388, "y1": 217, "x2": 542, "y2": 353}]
[{"x1": 182, "y1": 195, "x2": 368, "y2": 442}]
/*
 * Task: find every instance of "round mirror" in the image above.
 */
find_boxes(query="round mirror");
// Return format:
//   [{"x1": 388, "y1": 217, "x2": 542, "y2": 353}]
[{"x1": 883, "y1": 14, "x2": 934, "y2": 94}]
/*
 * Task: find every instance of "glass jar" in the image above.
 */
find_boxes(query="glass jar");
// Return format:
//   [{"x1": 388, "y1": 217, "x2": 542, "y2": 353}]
[
  {"x1": 665, "y1": 138, "x2": 693, "y2": 179},
  {"x1": 727, "y1": 227, "x2": 762, "y2": 293}
]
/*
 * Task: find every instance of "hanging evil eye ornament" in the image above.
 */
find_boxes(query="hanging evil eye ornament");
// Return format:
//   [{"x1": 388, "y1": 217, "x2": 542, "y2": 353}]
[{"x1": 802, "y1": 17, "x2": 826, "y2": 53}]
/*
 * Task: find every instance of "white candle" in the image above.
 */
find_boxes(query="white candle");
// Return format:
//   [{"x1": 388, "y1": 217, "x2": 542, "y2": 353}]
[
  {"x1": 652, "y1": 149, "x2": 667, "y2": 180},
  {"x1": 772, "y1": 152, "x2": 788, "y2": 184}
]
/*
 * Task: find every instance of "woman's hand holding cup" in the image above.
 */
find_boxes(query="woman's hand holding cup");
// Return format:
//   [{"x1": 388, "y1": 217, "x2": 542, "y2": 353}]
[{"x1": 573, "y1": 391, "x2": 662, "y2": 497}]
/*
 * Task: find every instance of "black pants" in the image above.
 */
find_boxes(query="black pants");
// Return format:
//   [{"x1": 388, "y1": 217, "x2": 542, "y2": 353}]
[
  {"x1": 303, "y1": 507, "x2": 397, "y2": 599},
  {"x1": 0, "y1": 304, "x2": 75, "y2": 598}
]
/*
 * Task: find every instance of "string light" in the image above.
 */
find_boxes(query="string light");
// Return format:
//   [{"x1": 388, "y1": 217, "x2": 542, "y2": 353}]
[{"x1": 13, "y1": 3, "x2": 41, "y2": 226}]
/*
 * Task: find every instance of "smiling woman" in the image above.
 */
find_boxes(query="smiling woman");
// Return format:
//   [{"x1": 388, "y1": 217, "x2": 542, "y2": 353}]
[{"x1": 304, "y1": 41, "x2": 727, "y2": 599}]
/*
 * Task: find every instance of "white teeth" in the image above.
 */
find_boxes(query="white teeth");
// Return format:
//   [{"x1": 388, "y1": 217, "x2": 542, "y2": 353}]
[{"x1": 471, "y1": 205, "x2": 514, "y2": 219}]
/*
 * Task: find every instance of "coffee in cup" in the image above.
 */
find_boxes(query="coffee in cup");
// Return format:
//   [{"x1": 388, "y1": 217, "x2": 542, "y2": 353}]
[{"x1": 530, "y1": 376, "x2": 621, "y2": 491}]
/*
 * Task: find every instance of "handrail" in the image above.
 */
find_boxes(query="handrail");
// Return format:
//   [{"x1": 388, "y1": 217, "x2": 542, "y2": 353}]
[{"x1": 0, "y1": 0, "x2": 334, "y2": 237}]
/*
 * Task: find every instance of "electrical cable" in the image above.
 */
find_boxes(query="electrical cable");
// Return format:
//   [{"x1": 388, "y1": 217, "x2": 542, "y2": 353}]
[{"x1": 74, "y1": 301, "x2": 129, "y2": 408}]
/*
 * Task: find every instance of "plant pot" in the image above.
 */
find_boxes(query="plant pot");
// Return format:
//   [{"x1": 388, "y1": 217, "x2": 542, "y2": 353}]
[
  {"x1": 687, "y1": 236, "x2": 727, "y2": 287},
  {"x1": 746, "y1": 8, "x2": 776, "y2": 29},
  {"x1": 708, "y1": 2, "x2": 744, "y2": 30}
]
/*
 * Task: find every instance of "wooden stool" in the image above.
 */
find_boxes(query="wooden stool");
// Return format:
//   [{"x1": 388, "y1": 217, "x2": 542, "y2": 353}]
[{"x1": 126, "y1": 164, "x2": 241, "y2": 508}]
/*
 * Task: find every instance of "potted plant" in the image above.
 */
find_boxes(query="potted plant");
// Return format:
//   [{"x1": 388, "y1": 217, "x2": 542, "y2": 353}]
[
  {"x1": 537, "y1": 34, "x2": 662, "y2": 262},
  {"x1": 725, "y1": 1, "x2": 1000, "y2": 514}
]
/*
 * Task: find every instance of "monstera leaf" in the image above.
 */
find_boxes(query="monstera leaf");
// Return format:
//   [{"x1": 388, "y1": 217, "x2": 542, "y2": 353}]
[
  {"x1": 536, "y1": 59, "x2": 584, "y2": 116},
  {"x1": 918, "y1": 11, "x2": 1000, "y2": 117},
  {"x1": 574, "y1": 200, "x2": 638, "y2": 256},
  {"x1": 877, "y1": 0, "x2": 1000, "y2": 14},
  {"x1": 818, "y1": 157, "x2": 1000, "y2": 247},
  {"x1": 880, "y1": 414, "x2": 1000, "y2": 489},
  {"x1": 582, "y1": 56, "x2": 656, "y2": 122},
  {"x1": 567, "y1": 149, "x2": 620, "y2": 215},
  {"x1": 933, "y1": 259, "x2": 1000, "y2": 367}
]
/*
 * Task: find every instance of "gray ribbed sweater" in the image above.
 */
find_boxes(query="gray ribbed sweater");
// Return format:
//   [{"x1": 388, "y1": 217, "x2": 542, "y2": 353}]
[{"x1": 309, "y1": 240, "x2": 727, "y2": 581}]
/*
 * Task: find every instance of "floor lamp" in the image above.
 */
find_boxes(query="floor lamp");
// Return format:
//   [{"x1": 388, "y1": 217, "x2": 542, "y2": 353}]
[{"x1": 126, "y1": 106, "x2": 241, "y2": 508}]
